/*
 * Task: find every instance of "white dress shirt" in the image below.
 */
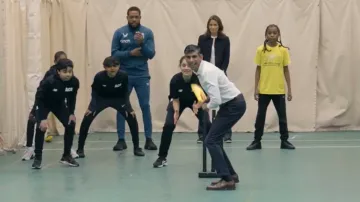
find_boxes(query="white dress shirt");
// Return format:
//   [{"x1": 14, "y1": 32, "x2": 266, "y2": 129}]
[
  {"x1": 194, "y1": 60, "x2": 241, "y2": 110},
  {"x1": 210, "y1": 36, "x2": 216, "y2": 65}
]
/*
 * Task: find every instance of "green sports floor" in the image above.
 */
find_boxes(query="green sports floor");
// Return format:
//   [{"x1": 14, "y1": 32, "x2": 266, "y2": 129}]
[{"x1": 1, "y1": 131, "x2": 360, "y2": 202}]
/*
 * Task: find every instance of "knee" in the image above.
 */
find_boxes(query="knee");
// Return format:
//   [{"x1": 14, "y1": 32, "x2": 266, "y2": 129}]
[
  {"x1": 204, "y1": 135, "x2": 215, "y2": 146},
  {"x1": 126, "y1": 114, "x2": 138, "y2": 123},
  {"x1": 66, "y1": 121, "x2": 76, "y2": 131},
  {"x1": 206, "y1": 121, "x2": 212, "y2": 130},
  {"x1": 81, "y1": 115, "x2": 94, "y2": 128},
  {"x1": 279, "y1": 118, "x2": 287, "y2": 124},
  {"x1": 139, "y1": 102, "x2": 150, "y2": 111},
  {"x1": 163, "y1": 122, "x2": 175, "y2": 132}
]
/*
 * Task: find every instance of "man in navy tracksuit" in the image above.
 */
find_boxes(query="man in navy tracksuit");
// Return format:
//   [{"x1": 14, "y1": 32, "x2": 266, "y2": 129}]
[{"x1": 111, "y1": 6, "x2": 157, "y2": 151}]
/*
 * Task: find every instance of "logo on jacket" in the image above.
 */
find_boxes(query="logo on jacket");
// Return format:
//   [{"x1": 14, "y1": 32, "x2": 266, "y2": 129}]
[
  {"x1": 65, "y1": 87, "x2": 73, "y2": 92},
  {"x1": 122, "y1": 33, "x2": 128, "y2": 38},
  {"x1": 114, "y1": 83, "x2": 122, "y2": 88},
  {"x1": 120, "y1": 39, "x2": 131, "y2": 44}
]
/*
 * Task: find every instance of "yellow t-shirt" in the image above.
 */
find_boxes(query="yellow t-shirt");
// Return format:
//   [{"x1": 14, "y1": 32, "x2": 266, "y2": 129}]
[{"x1": 254, "y1": 44, "x2": 290, "y2": 94}]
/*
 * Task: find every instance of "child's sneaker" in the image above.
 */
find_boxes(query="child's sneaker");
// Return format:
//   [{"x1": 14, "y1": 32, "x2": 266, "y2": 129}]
[
  {"x1": 22, "y1": 147, "x2": 34, "y2": 161},
  {"x1": 60, "y1": 155, "x2": 80, "y2": 167}
]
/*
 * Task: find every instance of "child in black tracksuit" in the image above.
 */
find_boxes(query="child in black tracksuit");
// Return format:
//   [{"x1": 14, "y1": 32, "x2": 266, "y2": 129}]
[
  {"x1": 32, "y1": 58, "x2": 80, "y2": 169},
  {"x1": 23, "y1": 51, "x2": 67, "y2": 161},
  {"x1": 153, "y1": 56, "x2": 212, "y2": 168},
  {"x1": 76, "y1": 56, "x2": 145, "y2": 158}
]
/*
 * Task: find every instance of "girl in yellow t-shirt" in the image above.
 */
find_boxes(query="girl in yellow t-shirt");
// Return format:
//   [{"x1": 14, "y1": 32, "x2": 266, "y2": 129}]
[{"x1": 247, "y1": 24, "x2": 295, "y2": 150}]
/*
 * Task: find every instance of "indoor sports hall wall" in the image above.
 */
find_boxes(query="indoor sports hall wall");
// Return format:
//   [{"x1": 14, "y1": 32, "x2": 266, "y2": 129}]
[{"x1": 0, "y1": 0, "x2": 360, "y2": 149}]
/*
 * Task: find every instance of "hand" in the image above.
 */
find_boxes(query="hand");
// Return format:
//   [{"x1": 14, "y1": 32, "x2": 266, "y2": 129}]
[
  {"x1": 134, "y1": 32, "x2": 144, "y2": 44},
  {"x1": 29, "y1": 113, "x2": 36, "y2": 122},
  {"x1": 254, "y1": 89, "x2": 259, "y2": 101},
  {"x1": 173, "y1": 110, "x2": 179, "y2": 125},
  {"x1": 85, "y1": 109, "x2": 93, "y2": 116},
  {"x1": 287, "y1": 91, "x2": 292, "y2": 101},
  {"x1": 125, "y1": 110, "x2": 136, "y2": 118},
  {"x1": 39, "y1": 120, "x2": 48, "y2": 132},
  {"x1": 130, "y1": 47, "x2": 142, "y2": 56},
  {"x1": 192, "y1": 102, "x2": 202, "y2": 115},
  {"x1": 68, "y1": 114, "x2": 76, "y2": 124},
  {"x1": 202, "y1": 104, "x2": 209, "y2": 112},
  {"x1": 129, "y1": 111, "x2": 136, "y2": 118}
]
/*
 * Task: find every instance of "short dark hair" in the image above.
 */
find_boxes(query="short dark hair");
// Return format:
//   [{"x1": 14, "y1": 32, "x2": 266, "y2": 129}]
[
  {"x1": 184, "y1": 44, "x2": 201, "y2": 55},
  {"x1": 54, "y1": 51, "x2": 67, "y2": 63},
  {"x1": 127, "y1": 6, "x2": 141, "y2": 16},
  {"x1": 103, "y1": 56, "x2": 119, "y2": 67},
  {"x1": 56, "y1": 58, "x2": 73, "y2": 71}
]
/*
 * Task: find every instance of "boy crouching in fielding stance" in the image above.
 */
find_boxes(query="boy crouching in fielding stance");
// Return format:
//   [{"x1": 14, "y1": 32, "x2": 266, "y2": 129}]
[
  {"x1": 76, "y1": 56, "x2": 145, "y2": 158},
  {"x1": 32, "y1": 59, "x2": 79, "y2": 169},
  {"x1": 153, "y1": 56, "x2": 211, "y2": 168},
  {"x1": 23, "y1": 51, "x2": 79, "y2": 161}
]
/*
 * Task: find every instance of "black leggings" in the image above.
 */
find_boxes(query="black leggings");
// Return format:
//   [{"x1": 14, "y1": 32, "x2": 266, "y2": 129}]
[
  {"x1": 77, "y1": 98, "x2": 139, "y2": 150},
  {"x1": 254, "y1": 94, "x2": 289, "y2": 141},
  {"x1": 158, "y1": 101, "x2": 211, "y2": 158},
  {"x1": 34, "y1": 105, "x2": 75, "y2": 158},
  {"x1": 26, "y1": 105, "x2": 36, "y2": 147}
]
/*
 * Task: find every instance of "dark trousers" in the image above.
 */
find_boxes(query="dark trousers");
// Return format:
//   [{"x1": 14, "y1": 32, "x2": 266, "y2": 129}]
[
  {"x1": 205, "y1": 94, "x2": 246, "y2": 178},
  {"x1": 198, "y1": 69, "x2": 232, "y2": 140},
  {"x1": 198, "y1": 113, "x2": 232, "y2": 139},
  {"x1": 254, "y1": 94, "x2": 288, "y2": 141},
  {"x1": 158, "y1": 101, "x2": 211, "y2": 158},
  {"x1": 26, "y1": 105, "x2": 37, "y2": 147},
  {"x1": 34, "y1": 105, "x2": 75, "y2": 158},
  {"x1": 78, "y1": 98, "x2": 140, "y2": 150}
]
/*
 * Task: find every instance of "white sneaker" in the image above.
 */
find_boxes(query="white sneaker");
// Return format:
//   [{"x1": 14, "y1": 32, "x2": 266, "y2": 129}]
[
  {"x1": 0, "y1": 148, "x2": 5, "y2": 156},
  {"x1": 71, "y1": 148, "x2": 79, "y2": 159},
  {"x1": 22, "y1": 147, "x2": 34, "y2": 161}
]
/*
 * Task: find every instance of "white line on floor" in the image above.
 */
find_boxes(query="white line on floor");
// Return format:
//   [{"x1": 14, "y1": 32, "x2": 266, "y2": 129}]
[
  {"x1": 51, "y1": 139, "x2": 360, "y2": 144},
  {"x1": 39, "y1": 145, "x2": 360, "y2": 151},
  {"x1": 290, "y1": 135, "x2": 297, "y2": 140}
]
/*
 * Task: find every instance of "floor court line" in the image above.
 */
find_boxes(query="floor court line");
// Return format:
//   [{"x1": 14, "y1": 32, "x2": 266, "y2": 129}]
[
  {"x1": 37, "y1": 145, "x2": 360, "y2": 151},
  {"x1": 52, "y1": 139, "x2": 360, "y2": 144},
  {"x1": 290, "y1": 135, "x2": 297, "y2": 139}
]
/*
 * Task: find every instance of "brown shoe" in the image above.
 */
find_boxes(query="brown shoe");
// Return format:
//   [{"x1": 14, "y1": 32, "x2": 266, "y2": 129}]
[
  {"x1": 206, "y1": 180, "x2": 236, "y2": 191},
  {"x1": 211, "y1": 174, "x2": 239, "y2": 185}
]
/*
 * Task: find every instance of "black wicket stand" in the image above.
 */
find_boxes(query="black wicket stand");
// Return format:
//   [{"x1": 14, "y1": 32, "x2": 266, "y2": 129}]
[{"x1": 198, "y1": 109, "x2": 219, "y2": 178}]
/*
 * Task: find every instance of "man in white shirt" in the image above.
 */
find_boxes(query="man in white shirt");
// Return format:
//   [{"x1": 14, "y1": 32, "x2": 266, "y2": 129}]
[{"x1": 184, "y1": 45, "x2": 246, "y2": 191}]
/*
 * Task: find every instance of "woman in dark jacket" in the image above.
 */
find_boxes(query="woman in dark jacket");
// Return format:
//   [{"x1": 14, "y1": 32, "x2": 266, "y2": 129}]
[{"x1": 196, "y1": 15, "x2": 232, "y2": 143}]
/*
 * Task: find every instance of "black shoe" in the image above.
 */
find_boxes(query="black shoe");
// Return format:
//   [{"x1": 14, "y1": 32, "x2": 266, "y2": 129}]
[
  {"x1": 144, "y1": 138, "x2": 157, "y2": 150},
  {"x1": 76, "y1": 149, "x2": 85, "y2": 158},
  {"x1": 246, "y1": 141, "x2": 262, "y2": 150},
  {"x1": 60, "y1": 155, "x2": 80, "y2": 167},
  {"x1": 224, "y1": 138, "x2": 232, "y2": 143},
  {"x1": 32, "y1": 157, "x2": 42, "y2": 169},
  {"x1": 197, "y1": 137, "x2": 203, "y2": 144},
  {"x1": 153, "y1": 157, "x2": 167, "y2": 168},
  {"x1": 134, "y1": 147, "x2": 145, "y2": 156},
  {"x1": 211, "y1": 174, "x2": 240, "y2": 185},
  {"x1": 281, "y1": 140, "x2": 295, "y2": 150},
  {"x1": 113, "y1": 139, "x2": 127, "y2": 151}
]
